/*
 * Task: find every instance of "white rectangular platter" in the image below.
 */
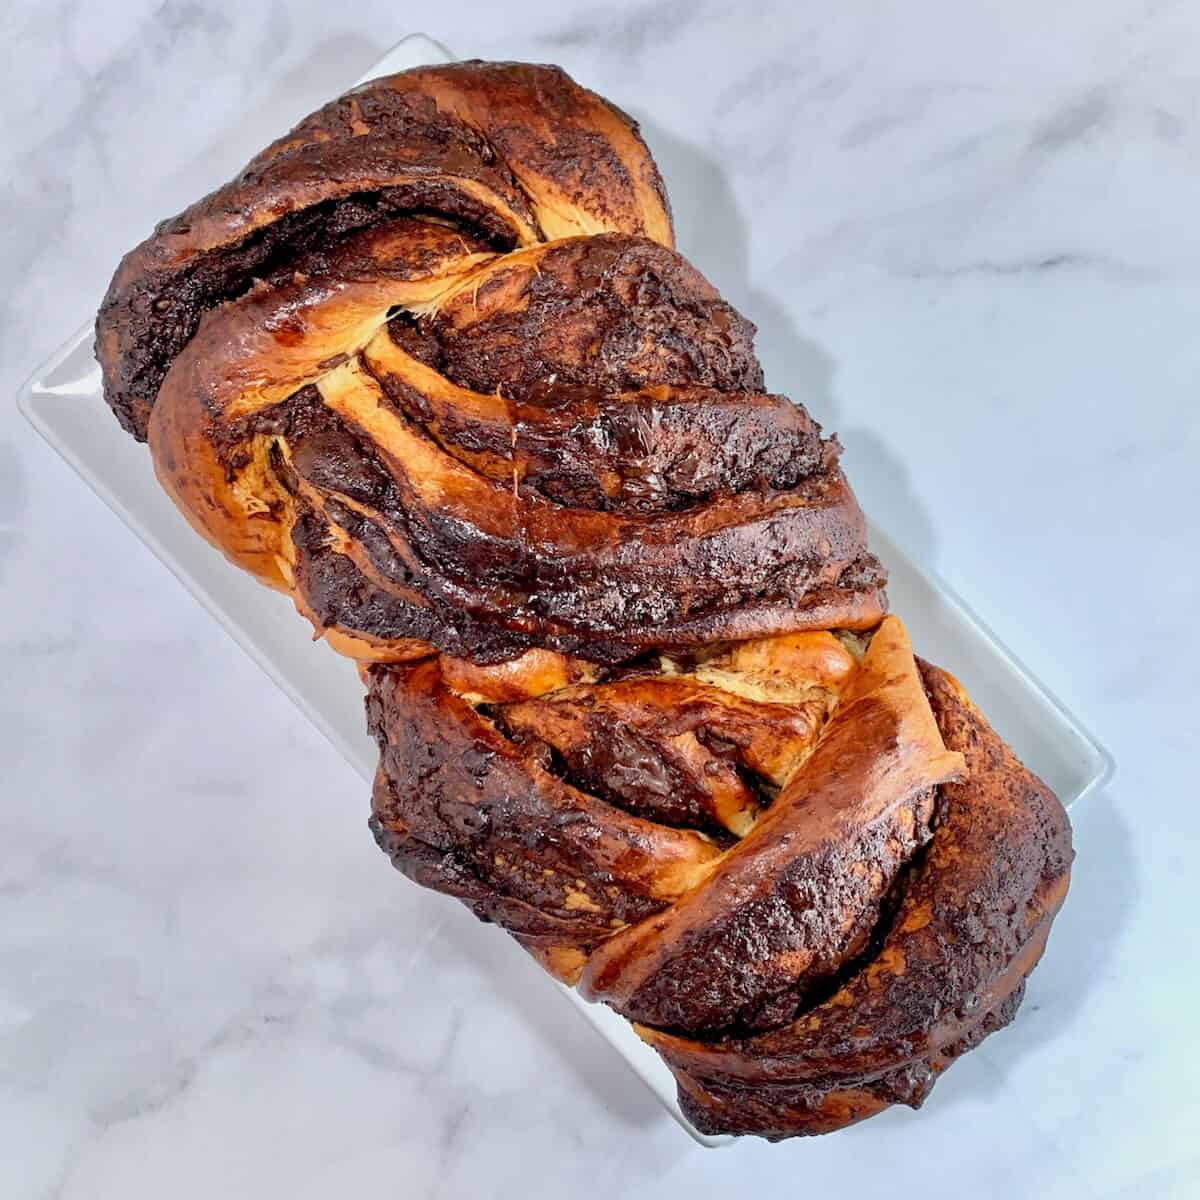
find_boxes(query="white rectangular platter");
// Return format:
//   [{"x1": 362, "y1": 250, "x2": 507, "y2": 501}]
[{"x1": 18, "y1": 34, "x2": 1112, "y2": 1148}]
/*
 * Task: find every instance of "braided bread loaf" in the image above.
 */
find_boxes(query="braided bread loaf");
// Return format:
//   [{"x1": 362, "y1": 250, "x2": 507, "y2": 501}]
[{"x1": 96, "y1": 60, "x2": 1072, "y2": 1140}]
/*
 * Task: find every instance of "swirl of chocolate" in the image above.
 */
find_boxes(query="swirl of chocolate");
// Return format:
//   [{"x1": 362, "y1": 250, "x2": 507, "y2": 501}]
[
  {"x1": 96, "y1": 61, "x2": 885, "y2": 665},
  {"x1": 95, "y1": 61, "x2": 1071, "y2": 1140},
  {"x1": 368, "y1": 618, "x2": 1072, "y2": 1139}
]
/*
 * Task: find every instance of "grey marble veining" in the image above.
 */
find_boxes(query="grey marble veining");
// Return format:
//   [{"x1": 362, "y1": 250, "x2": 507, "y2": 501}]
[{"x1": 2, "y1": 2, "x2": 1198, "y2": 1197}]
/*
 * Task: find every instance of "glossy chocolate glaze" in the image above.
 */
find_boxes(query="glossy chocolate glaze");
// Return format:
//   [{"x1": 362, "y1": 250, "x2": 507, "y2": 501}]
[
  {"x1": 98, "y1": 173, "x2": 522, "y2": 441},
  {"x1": 374, "y1": 323, "x2": 825, "y2": 512},
  {"x1": 95, "y1": 59, "x2": 1072, "y2": 1141},
  {"x1": 367, "y1": 658, "x2": 721, "y2": 938},
  {"x1": 100, "y1": 57, "x2": 885, "y2": 664},
  {"x1": 366, "y1": 609, "x2": 1071, "y2": 1138},
  {"x1": 422, "y1": 234, "x2": 765, "y2": 399},
  {"x1": 498, "y1": 678, "x2": 822, "y2": 838},
  {"x1": 96, "y1": 60, "x2": 672, "y2": 441},
  {"x1": 167, "y1": 218, "x2": 886, "y2": 662},
  {"x1": 640, "y1": 662, "x2": 1073, "y2": 1138}
]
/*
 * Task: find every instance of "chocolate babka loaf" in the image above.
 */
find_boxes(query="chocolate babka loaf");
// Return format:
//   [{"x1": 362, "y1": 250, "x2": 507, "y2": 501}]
[{"x1": 96, "y1": 59, "x2": 1072, "y2": 1140}]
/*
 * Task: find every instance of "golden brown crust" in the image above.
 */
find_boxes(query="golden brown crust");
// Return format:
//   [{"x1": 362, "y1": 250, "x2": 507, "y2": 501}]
[
  {"x1": 577, "y1": 619, "x2": 964, "y2": 1032},
  {"x1": 103, "y1": 65, "x2": 884, "y2": 665},
  {"x1": 252, "y1": 61, "x2": 674, "y2": 246},
  {"x1": 97, "y1": 61, "x2": 671, "y2": 441},
  {"x1": 95, "y1": 59, "x2": 1071, "y2": 1141},
  {"x1": 364, "y1": 616, "x2": 1070, "y2": 1140},
  {"x1": 367, "y1": 658, "x2": 724, "y2": 941},
  {"x1": 638, "y1": 660, "x2": 1072, "y2": 1138}
]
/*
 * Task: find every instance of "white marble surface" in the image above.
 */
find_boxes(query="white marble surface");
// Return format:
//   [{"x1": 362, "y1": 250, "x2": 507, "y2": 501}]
[{"x1": 3, "y1": 2, "x2": 1198, "y2": 1196}]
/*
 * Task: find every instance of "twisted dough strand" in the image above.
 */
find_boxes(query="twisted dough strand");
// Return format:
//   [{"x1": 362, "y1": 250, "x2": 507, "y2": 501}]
[{"x1": 96, "y1": 60, "x2": 1071, "y2": 1140}]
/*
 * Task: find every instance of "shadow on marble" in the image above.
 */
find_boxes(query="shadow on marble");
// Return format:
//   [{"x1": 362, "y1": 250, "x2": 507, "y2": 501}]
[{"x1": 637, "y1": 117, "x2": 940, "y2": 568}]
